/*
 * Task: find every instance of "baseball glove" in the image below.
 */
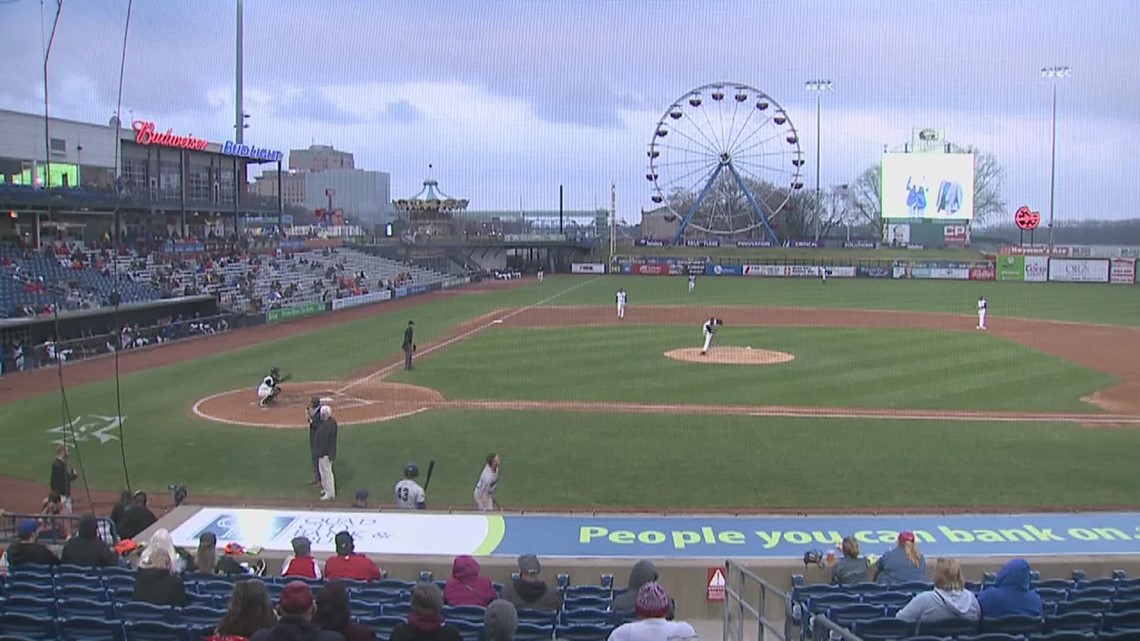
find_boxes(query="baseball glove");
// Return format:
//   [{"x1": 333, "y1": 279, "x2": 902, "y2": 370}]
[{"x1": 279, "y1": 372, "x2": 293, "y2": 382}]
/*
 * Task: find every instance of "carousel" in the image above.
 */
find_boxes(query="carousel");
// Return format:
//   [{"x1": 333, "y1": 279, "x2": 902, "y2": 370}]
[{"x1": 392, "y1": 165, "x2": 469, "y2": 239}]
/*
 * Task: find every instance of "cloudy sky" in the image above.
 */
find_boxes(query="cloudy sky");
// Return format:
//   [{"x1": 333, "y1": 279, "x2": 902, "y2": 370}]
[{"x1": 1, "y1": 0, "x2": 1137, "y2": 224}]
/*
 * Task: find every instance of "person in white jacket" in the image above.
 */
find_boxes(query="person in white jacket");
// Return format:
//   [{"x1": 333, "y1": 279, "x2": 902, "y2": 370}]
[
  {"x1": 896, "y1": 557, "x2": 980, "y2": 624},
  {"x1": 608, "y1": 582, "x2": 699, "y2": 641}
]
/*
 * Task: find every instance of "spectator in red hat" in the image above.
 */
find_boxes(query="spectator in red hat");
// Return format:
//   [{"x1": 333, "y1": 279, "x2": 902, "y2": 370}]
[
  {"x1": 324, "y1": 531, "x2": 381, "y2": 582},
  {"x1": 873, "y1": 531, "x2": 927, "y2": 585},
  {"x1": 251, "y1": 581, "x2": 343, "y2": 641},
  {"x1": 608, "y1": 582, "x2": 697, "y2": 641},
  {"x1": 443, "y1": 555, "x2": 497, "y2": 607}
]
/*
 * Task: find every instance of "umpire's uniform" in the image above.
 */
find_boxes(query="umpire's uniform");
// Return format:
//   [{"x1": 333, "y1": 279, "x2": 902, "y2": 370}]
[
  {"x1": 307, "y1": 399, "x2": 322, "y2": 484},
  {"x1": 402, "y1": 321, "x2": 415, "y2": 370}
]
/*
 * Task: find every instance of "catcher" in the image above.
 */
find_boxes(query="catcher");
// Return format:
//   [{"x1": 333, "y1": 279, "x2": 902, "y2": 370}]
[{"x1": 256, "y1": 366, "x2": 292, "y2": 407}]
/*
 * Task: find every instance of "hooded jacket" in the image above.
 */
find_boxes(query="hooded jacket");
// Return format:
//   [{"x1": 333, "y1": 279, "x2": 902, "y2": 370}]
[
  {"x1": 61, "y1": 515, "x2": 118, "y2": 568},
  {"x1": 443, "y1": 555, "x2": 497, "y2": 607},
  {"x1": 250, "y1": 615, "x2": 345, "y2": 641},
  {"x1": 612, "y1": 561, "x2": 675, "y2": 619},
  {"x1": 896, "y1": 587, "x2": 981, "y2": 623},
  {"x1": 977, "y1": 559, "x2": 1044, "y2": 619},
  {"x1": 132, "y1": 567, "x2": 189, "y2": 607},
  {"x1": 4, "y1": 539, "x2": 60, "y2": 567},
  {"x1": 500, "y1": 576, "x2": 562, "y2": 612}
]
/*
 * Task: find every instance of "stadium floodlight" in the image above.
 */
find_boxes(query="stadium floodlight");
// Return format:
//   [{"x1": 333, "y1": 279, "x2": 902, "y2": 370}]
[
  {"x1": 805, "y1": 80, "x2": 834, "y2": 243},
  {"x1": 1040, "y1": 65, "x2": 1071, "y2": 251}
]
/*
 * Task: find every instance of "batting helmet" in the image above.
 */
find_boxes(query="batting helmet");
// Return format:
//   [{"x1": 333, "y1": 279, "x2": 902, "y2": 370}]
[{"x1": 404, "y1": 463, "x2": 419, "y2": 479}]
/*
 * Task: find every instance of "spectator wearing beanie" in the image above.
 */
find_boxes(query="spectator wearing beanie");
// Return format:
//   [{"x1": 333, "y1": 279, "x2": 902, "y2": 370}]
[
  {"x1": 282, "y1": 536, "x2": 323, "y2": 579},
  {"x1": 315, "y1": 581, "x2": 377, "y2": 641},
  {"x1": 484, "y1": 600, "x2": 518, "y2": 641},
  {"x1": 389, "y1": 582, "x2": 462, "y2": 641},
  {"x1": 501, "y1": 554, "x2": 561, "y2": 612},
  {"x1": 324, "y1": 531, "x2": 381, "y2": 582},
  {"x1": 4, "y1": 519, "x2": 60, "y2": 567},
  {"x1": 608, "y1": 582, "x2": 698, "y2": 641},
  {"x1": 252, "y1": 580, "x2": 343, "y2": 641},
  {"x1": 977, "y1": 558, "x2": 1044, "y2": 619},
  {"x1": 613, "y1": 560, "x2": 674, "y2": 619},
  {"x1": 61, "y1": 514, "x2": 117, "y2": 568},
  {"x1": 831, "y1": 537, "x2": 870, "y2": 586},
  {"x1": 874, "y1": 531, "x2": 927, "y2": 585},
  {"x1": 443, "y1": 555, "x2": 497, "y2": 607}
]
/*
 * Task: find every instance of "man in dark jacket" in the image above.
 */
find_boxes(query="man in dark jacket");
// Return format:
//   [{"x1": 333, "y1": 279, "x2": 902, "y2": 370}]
[
  {"x1": 307, "y1": 397, "x2": 324, "y2": 486},
  {"x1": 612, "y1": 559, "x2": 675, "y2": 618},
  {"x1": 500, "y1": 554, "x2": 561, "y2": 612},
  {"x1": 132, "y1": 548, "x2": 189, "y2": 606},
  {"x1": 118, "y1": 491, "x2": 158, "y2": 539},
  {"x1": 314, "y1": 406, "x2": 338, "y2": 501},
  {"x1": 50, "y1": 444, "x2": 78, "y2": 514},
  {"x1": 61, "y1": 514, "x2": 118, "y2": 568},
  {"x1": 402, "y1": 320, "x2": 416, "y2": 370},
  {"x1": 109, "y1": 489, "x2": 132, "y2": 530},
  {"x1": 252, "y1": 580, "x2": 344, "y2": 641},
  {"x1": 4, "y1": 519, "x2": 60, "y2": 567}
]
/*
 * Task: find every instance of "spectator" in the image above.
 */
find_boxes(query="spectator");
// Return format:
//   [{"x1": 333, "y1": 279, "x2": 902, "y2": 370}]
[
  {"x1": 501, "y1": 554, "x2": 561, "y2": 612},
  {"x1": 389, "y1": 582, "x2": 462, "y2": 641},
  {"x1": 40, "y1": 491, "x2": 68, "y2": 539},
  {"x1": 831, "y1": 536, "x2": 871, "y2": 586},
  {"x1": 118, "y1": 491, "x2": 158, "y2": 540},
  {"x1": 608, "y1": 582, "x2": 698, "y2": 641},
  {"x1": 977, "y1": 559, "x2": 1044, "y2": 619},
  {"x1": 324, "y1": 531, "x2": 381, "y2": 582},
  {"x1": 252, "y1": 581, "x2": 343, "y2": 641},
  {"x1": 316, "y1": 581, "x2": 377, "y2": 641},
  {"x1": 896, "y1": 558, "x2": 980, "y2": 623},
  {"x1": 133, "y1": 549, "x2": 189, "y2": 607},
  {"x1": 215, "y1": 579, "x2": 278, "y2": 640},
  {"x1": 613, "y1": 560, "x2": 674, "y2": 619},
  {"x1": 139, "y1": 528, "x2": 192, "y2": 573},
  {"x1": 443, "y1": 555, "x2": 497, "y2": 607},
  {"x1": 3, "y1": 519, "x2": 60, "y2": 567},
  {"x1": 315, "y1": 405, "x2": 338, "y2": 501},
  {"x1": 61, "y1": 514, "x2": 118, "y2": 568},
  {"x1": 874, "y1": 531, "x2": 927, "y2": 584},
  {"x1": 483, "y1": 600, "x2": 518, "y2": 641},
  {"x1": 110, "y1": 489, "x2": 132, "y2": 528},
  {"x1": 49, "y1": 444, "x2": 78, "y2": 514},
  {"x1": 282, "y1": 536, "x2": 322, "y2": 579}
]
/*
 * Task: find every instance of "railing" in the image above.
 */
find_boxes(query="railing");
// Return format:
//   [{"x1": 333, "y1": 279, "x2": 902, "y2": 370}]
[
  {"x1": 809, "y1": 614, "x2": 863, "y2": 641},
  {"x1": 0, "y1": 512, "x2": 120, "y2": 546},
  {"x1": 724, "y1": 560, "x2": 791, "y2": 641}
]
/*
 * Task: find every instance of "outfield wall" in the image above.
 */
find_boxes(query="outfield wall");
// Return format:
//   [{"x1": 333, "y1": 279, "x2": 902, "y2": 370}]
[{"x1": 264, "y1": 276, "x2": 473, "y2": 324}]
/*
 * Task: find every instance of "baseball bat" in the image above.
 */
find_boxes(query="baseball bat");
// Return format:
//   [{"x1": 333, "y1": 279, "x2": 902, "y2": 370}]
[{"x1": 423, "y1": 459, "x2": 436, "y2": 489}]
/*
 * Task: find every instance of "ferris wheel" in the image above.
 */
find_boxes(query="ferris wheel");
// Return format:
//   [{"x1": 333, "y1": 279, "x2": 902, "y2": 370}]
[{"x1": 646, "y1": 82, "x2": 804, "y2": 243}]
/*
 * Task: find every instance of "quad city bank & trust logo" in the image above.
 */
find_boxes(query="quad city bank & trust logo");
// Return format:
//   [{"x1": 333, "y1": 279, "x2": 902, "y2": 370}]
[{"x1": 196, "y1": 513, "x2": 298, "y2": 544}]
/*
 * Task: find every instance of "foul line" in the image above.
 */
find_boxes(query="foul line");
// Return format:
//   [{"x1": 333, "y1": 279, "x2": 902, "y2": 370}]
[{"x1": 335, "y1": 275, "x2": 606, "y2": 394}]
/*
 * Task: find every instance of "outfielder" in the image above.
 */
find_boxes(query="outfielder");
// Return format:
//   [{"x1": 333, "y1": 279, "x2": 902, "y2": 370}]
[
  {"x1": 474, "y1": 452, "x2": 500, "y2": 511},
  {"x1": 615, "y1": 288, "x2": 628, "y2": 320},
  {"x1": 701, "y1": 317, "x2": 723, "y2": 355},
  {"x1": 394, "y1": 463, "x2": 427, "y2": 510},
  {"x1": 256, "y1": 366, "x2": 290, "y2": 407},
  {"x1": 977, "y1": 296, "x2": 987, "y2": 330},
  {"x1": 688, "y1": 274, "x2": 696, "y2": 293}
]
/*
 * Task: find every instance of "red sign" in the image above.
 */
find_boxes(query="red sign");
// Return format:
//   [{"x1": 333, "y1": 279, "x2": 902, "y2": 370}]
[
  {"x1": 707, "y1": 567, "x2": 726, "y2": 602},
  {"x1": 969, "y1": 265, "x2": 996, "y2": 281},
  {"x1": 132, "y1": 120, "x2": 210, "y2": 151},
  {"x1": 632, "y1": 263, "x2": 669, "y2": 275},
  {"x1": 1015, "y1": 206, "x2": 1041, "y2": 231},
  {"x1": 943, "y1": 224, "x2": 971, "y2": 248}
]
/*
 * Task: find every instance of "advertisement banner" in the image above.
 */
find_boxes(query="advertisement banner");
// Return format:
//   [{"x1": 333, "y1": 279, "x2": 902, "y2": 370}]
[
  {"x1": 331, "y1": 290, "x2": 393, "y2": 311},
  {"x1": 857, "y1": 266, "x2": 892, "y2": 279},
  {"x1": 997, "y1": 256, "x2": 1025, "y2": 281},
  {"x1": 571, "y1": 263, "x2": 607, "y2": 274},
  {"x1": 634, "y1": 239, "x2": 668, "y2": 247},
  {"x1": 843, "y1": 240, "x2": 878, "y2": 249},
  {"x1": 1025, "y1": 256, "x2": 1049, "y2": 282},
  {"x1": 684, "y1": 239, "x2": 721, "y2": 248},
  {"x1": 705, "y1": 264, "x2": 744, "y2": 276},
  {"x1": 632, "y1": 263, "x2": 670, "y2": 275},
  {"x1": 1067, "y1": 245, "x2": 1140, "y2": 259},
  {"x1": 998, "y1": 245, "x2": 1069, "y2": 257},
  {"x1": 742, "y1": 265, "x2": 855, "y2": 278},
  {"x1": 791, "y1": 240, "x2": 820, "y2": 248},
  {"x1": 884, "y1": 223, "x2": 911, "y2": 246},
  {"x1": 1049, "y1": 258, "x2": 1110, "y2": 283},
  {"x1": 278, "y1": 239, "x2": 306, "y2": 251},
  {"x1": 1110, "y1": 258, "x2": 1137, "y2": 284},
  {"x1": 943, "y1": 224, "x2": 971, "y2": 248},
  {"x1": 266, "y1": 301, "x2": 325, "y2": 324},
  {"x1": 743, "y1": 265, "x2": 784, "y2": 277},
  {"x1": 968, "y1": 264, "x2": 996, "y2": 281},
  {"x1": 441, "y1": 276, "x2": 472, "y2": 289},
  {"x1": 736, "y1": 239, "x2": 774, "y2": 248}
]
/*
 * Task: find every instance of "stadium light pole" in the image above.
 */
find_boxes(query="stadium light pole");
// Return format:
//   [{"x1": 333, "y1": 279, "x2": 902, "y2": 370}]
[
  {"x1": 805, "y1": 79, "x2": 833, "y2": 244},
  {"x1": 1041, "y1": 65, "x2": 1070, "y2": 251}
]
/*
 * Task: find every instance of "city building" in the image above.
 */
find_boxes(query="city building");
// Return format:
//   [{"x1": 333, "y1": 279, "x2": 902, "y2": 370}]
[
  {"x1": 289, "y1": 144, "x2": 354, "y2": 172},
  {"x1": 303, "y1": 168, "x2": 392, "y2": 229},
  {"x1": 251, "y1": 168, "x2": 307, "y2": 204}
]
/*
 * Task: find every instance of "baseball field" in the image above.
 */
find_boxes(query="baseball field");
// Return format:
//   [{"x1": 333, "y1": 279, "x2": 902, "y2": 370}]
[{"x1": 1, "y1": 274, "x2": 1138, "y2": 514}]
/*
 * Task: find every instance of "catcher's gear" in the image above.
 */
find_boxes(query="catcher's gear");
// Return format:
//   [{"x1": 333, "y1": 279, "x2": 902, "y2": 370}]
[{"x1": 404, "y1": 463, "x2": 419, "y2": 479}]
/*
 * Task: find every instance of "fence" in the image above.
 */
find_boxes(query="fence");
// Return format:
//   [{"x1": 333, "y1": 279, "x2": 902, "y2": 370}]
[
  {"x1": 723, "y1": 560, "x2": 794, "y2": 641},
  {"x1": 0, "y1": 512, "x2": 119, "y2": 546}
]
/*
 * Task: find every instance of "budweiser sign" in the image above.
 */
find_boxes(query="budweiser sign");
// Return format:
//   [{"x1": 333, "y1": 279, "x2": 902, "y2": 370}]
[{"x1": 132, "y1": 120, "x2": 210, "y2": 151}]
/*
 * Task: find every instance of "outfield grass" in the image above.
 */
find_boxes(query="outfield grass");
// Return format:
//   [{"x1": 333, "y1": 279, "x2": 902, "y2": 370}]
[{"x1": 390, "y1": 326, "x2": 1114, "y2": 412}]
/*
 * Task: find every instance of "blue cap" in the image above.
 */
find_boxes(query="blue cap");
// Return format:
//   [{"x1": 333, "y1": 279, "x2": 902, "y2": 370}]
[{"x1": 18, "y1": 519, "x2": 38, "y2": 538}]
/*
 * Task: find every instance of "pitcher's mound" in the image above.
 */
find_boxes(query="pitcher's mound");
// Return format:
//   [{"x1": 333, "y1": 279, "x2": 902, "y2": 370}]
[
  {"x1": 193, "y1": 381, "x2": 444, "y2": 428},
  {"x1": 665, "y1": 346, "x2": 795, "y2": 365}
]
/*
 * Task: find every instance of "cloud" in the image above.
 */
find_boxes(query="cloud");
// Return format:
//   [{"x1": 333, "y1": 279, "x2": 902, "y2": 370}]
[
  {"x1": 267, "y1": 88, "x2": 360, "y2": 125},
  {"x1": 379, "y1": 99, "x2": 421, "y2": 125}
]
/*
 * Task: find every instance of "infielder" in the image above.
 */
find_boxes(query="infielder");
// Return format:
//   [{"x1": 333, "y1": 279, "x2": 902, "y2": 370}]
[
  {"x1": 615, "y1": 288, "x2": 628, "y2": 320},
  {"x1": 394, "y1": 463, "x2": 427, "y2": 510},
  {"x1": 256, "y1": 366, "x2": 289, "y2": 407},
  {"x1": 537, "y1": 268, "x2": 544, "y2": 282},
  {"x1": 701, "y1": 317, "x2": 723, "y2": 355},
  {"x1": 977, "y1": 296, "x2": 987, "y2": 330},
  {"x1": 688, "y1": 274, "x2": 696, "y2": 293},
  {"x1": 474, "y1": 452, "x2": 500, "y2": 511}
]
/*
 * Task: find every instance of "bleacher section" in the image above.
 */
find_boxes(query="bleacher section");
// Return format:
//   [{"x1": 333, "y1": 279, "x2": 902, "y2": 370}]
[
  {"x1": 0, "y1": 564, "x2": 633, "y2": 641},
  {"x1": 0, "y1": 247, "x2": 162, "y2": 319},
  {"x1": 790, "y1": 570, "x2": 1140, "y2": 641}
]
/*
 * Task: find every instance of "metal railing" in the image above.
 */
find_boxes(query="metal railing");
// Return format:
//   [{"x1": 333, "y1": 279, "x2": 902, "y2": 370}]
[
  {"x1": 723, "y1": 560, "x2": 791, "y2": 641},
  {"x1": 0, "y1": 512, "x2": 120, "y2": 546},
  {"x1": 810, "y1": 614, "x2": 863, "y2": 641}
]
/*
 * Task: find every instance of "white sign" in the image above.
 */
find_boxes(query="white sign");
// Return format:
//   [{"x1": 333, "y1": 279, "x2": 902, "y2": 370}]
[
  {"x1": 169, "y1": 508, "x2": 498, "y2": 556},
  {"x1": 1025, "y1": 256, "x2": 1049, "y2": 282},
  {"x1": 331, "y1": 290, "x2": 393, "y2": 311},
  {"x1": 881, "y1": 152, "x2": 976, "y2": 220},
  {"x1": 1049, "y1": 258, "x2": 1110, "y2": 283},
  {"x1": 1110, "y1": 258, "x2": 1137, "y2": 285},
  {"x1": 571, "y1": 263, "x2": 606, "y2": 274},
  {"x1": 743, "y1": 265, "x2": 784, "y2": 277},
  {"x1": 47, "y1": 415, "x2": 124, "y2": 446}
]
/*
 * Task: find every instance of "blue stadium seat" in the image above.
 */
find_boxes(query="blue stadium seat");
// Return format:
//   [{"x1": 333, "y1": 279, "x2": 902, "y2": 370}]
[
  {"x1": 563, "y1": 596, "x2": 612, "y2": 611},
  {"x1": 444, "y1": 605, "x2": 488, "y2": 623},
  {"x1": 1102, "y1": 610, "x2": 1140, "y2": 632},
  {"x1": 102, "y1": 576, "x2": 135, "y2": 592},
  {"x1": 959, "y1": 634, "x2": 1026, "y2": 641},
  {"x1": 514, "y1": 622, "x2": 554, "y2": 641},
  {"x1": 917, "y1": 618, "x2": 981, "y2": 637},
  {"x1": 562, "y1": 608, "x2": 610, "y2": 627},
  {"x1": 2, "y1": 580, "x2": 54, "y2": 599},
  {"x1": 0, "y1": 595, "x2": 56, "y2": 617},
  {"x1": 450, "y1": 618, "x2": 483, "y2": 641},
  {"x1": 565, "y1": 586, "x2": 612, "y2": 599},
  {"x1": 106, "y1": 587, "x2": 135, "y2": 603},
  {"x1": 1072, "y1": 588, "x2": 1118, "y2": 602},
  {"x1": 58, "y1": 572, "x2": 105, "y2": 588},
  {"x1": 556, "y1": 624, "x2": 613, "y2": 641},
  {"x1": 58, "y1": 616, "x2": 127, "y2": 641},
  {"x1": 359, "y1": 615, "x2": 403, "y2": 638},
  {"x1": 57, "y1": 598, "x2": 117, "y2": 619},
  {"x1": 377, "y1": 579, "x2": 416, "y2": 591},
  {"x1": 517, "y1": 609, "x2": 558, "y2": 626},
  {"x1": 1036, "y1": 580, "x2": 1077, "y2": 591},
  {"x1": 6, "y1": 565, "x2": 54, "y2": 578},
  {"x1": 864, "y1": 592, "x2": 914, "y2": 608},
  {"x1": 0, "y1": 613, "x2": 58, "y2": 640},
  {"x1": 1045, "y1": 612, "x2": 1103, "y2": 633},
  {"x1": 180, "y1": 605, "x2": 226, "y2": 626},
  {"x1": 828, "y1": 604, "x2": 886, "y2": 627},
  {"x1": 385, "y1": 603, "x2": 412, "y2": 618},
  {"x1": 1096, "y1": 631, "x2": 1140, "y2": 641},
  {"x1": 851, "y1": 617, "x2": 917, "y2": 641},
  {"x1": 186, "y1": 624, "x2": 216, "y2": 641},
  {"x1": 354, "y1": 588, "x2": 404, "y2": 604},
  {"x1": 193, "y1": 581, "x2": 234, "y2": 599},
  {"x1": 981, "y1": 616, "x2": 1045, "y2": 635},
  {"x1": 58, "y1": 585, "x2": 109, "y2": 601},
  {"x1": 101, "y1": 566, "x2": 133, "y2": 579},
  {"x1": 1026, "y1": 632, "x2": 1094, "y2": 641},
  {"x1": 350, "y1": 600, "x2": 381, "y2": 620},
  {"x1": 116, "y1": 601, "x2": 178, "y2": 623},
  {"x1": 1038, "y1": 589, "x2": 1070, "y2": 603},
  {"x1": 1058, "y1": 600, "x2": 1109, "y2": 615},
  {"x1": 124, "y1": 620, "x2": 190, "y2": 641},
  {"x1": 1114, "y1": 600, "x2": 1140, "y2": 614},
  {"x1": 809, "y1": 593, "x2": 862, "y2": 614}
]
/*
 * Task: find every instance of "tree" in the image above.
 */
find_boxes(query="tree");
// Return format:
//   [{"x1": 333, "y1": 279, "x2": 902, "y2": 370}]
[{"x1": 847, "y1": 165, "x2": 883, "y2": 238}]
